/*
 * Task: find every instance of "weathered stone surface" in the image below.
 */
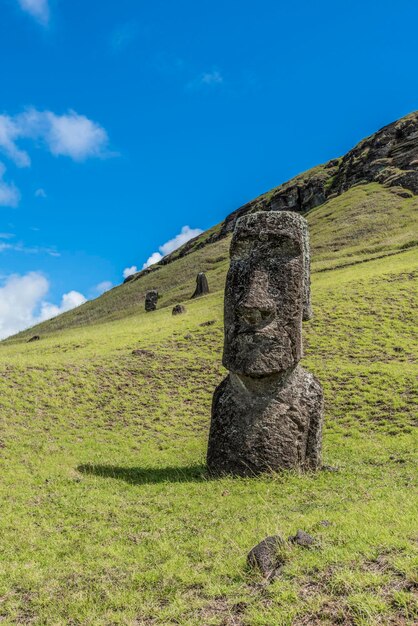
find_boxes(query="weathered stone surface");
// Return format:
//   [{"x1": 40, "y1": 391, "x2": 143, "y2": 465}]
[
  {"x1": 27, "y1": 335, "x2": 40, "y2": 343},
  {"x1": 191, "y1": 272, "x2": 209, "y2": 298},
  {"x1": 289, "y1": 530, "x2": 316, "y2": 547},
  {"x1": 208, "y1": 367, "x2": 323, "y2": 475},
  {"x1": 223, "y1": 211, "x2": 310, "y2": 377},
  {"x1": 172, "y1": 304, "x2": 186, "y2": 315},
  {"x1": 207, "y1": 211, "x2": 324, "y2": 476},
  {"x1": 247, "y1": 535, "x2": 288, "y2": 579},
  {"x1": 145, "y1": 290, "x2": 158, "y2": 312}
]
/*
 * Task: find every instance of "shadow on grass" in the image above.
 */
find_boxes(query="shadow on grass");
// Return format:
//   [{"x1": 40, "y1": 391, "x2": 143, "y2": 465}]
[{"x1": 78, "y1": 463, "x2": 210, "y2": 485}]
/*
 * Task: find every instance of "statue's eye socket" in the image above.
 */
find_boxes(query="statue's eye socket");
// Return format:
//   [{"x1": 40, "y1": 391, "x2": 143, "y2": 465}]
[
  {"x1": 269, "y1": 240, "x2": 301, "y2": 258},
  {"x1": 230, "y1": 239, "x2": 253, "y2": 260}
]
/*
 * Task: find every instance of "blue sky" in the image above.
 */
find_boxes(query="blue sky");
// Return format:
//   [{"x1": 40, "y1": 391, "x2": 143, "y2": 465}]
[{"x1": 1, "y1": 0, "x2": 417, "y2": 337}]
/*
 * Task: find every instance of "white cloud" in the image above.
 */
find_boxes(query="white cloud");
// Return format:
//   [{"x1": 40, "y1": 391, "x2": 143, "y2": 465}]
[
  {"x1": 142, "y1": 225, "x2": 203, "y2": 269},
  {"x1": 200, "y1": 70, "x2": 223, "y2": 85},
  {"x1": 0, "y1": 115, "x2": 31, "y2": 167},
  {"x1": 0, "y1": 163, "x2": 20, "y2": 207},
  {"x1": 187, "y1": 70, "x2": 224, "y2": 90},
  {"x1": 38, "y1": 290, "x2": 87, "y2": 322},
  {"x1": 142, "y1": 252, "x2": 162, "y2": 268},
  {"x1": 35, "y1": 188, "x2": 47, "y2": 198},
  {"x1": 94, "y1": 280, "x2": 113, "y2": 295},
  {"x1": 123, "y1": 265, "x2": 138, "y2": 279},
  {"x1": 0, "y1": 109, "x2": 111, "y2": 167},
  {"x1": 0, "y1": 272, "x2": 48, "y2": 339},
  {"x1": 18, "y1": 0, "x2": 50, "y2": 26},
  {"x1": 0, "y1": 272, "x2": 87, "y2": 339}
]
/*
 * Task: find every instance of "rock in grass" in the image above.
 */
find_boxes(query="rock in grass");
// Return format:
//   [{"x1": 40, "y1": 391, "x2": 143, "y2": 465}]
[
  {"x1": 132, "y1": 349, "x2": 154, "y2": 358},
  {"x1": 247, "y1": 535, "x2": 288, "y2": 579},
  {"x1": 289, "y1": 530, "x2": 315, "y2": 547},
  {"x1": 27, "y1": 335, "x2": 40, "y2": 343},
  {"x1": 172, "y1": 304, "x2": 186, "y2": 315},
  {"x1": 321, "y1": 464, "x2": 339, "y2": 472}
]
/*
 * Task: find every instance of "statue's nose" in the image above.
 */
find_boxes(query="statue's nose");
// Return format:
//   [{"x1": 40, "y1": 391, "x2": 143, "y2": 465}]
[{"x1": 238, "y1": 271, "x2": 275, "y2": 326}]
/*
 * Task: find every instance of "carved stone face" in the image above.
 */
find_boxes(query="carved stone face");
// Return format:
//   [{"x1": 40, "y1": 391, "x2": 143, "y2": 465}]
[{"x1": 223, "y1": 211, "x2": 308, "y2": 377}]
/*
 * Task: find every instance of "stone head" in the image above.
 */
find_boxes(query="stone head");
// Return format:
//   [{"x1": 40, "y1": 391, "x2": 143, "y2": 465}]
[{"x1": 223, "y1": 211, "x2": 311, "y2": 377}]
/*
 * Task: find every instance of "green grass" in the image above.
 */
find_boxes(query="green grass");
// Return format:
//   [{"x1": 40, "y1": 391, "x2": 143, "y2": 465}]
[{"x1": 0, "y1": 183, "x2": 417, "y2": 624}]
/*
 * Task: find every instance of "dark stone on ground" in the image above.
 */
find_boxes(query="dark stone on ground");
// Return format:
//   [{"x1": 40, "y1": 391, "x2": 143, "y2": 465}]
[
  {"x1": 145, "y1": 290, "x2": 158, "y2": 312},
  {"x1": 27, "y1": 335, "x2": 40, "y2": 343},
  {"x1": 321, "y1": 465, "x2": 339, "y2": 472},
  {"x1": 200, "y1": 320, "x2": 215, "y2": 327},
  {"x1": 172, "y1": 304, "x2": 186, "y2": 315},
  {"x1": 289, "y1": 530, "x2": 316, "y2": 547},
  {"x1": 132, "y1": 349, "x2": 155, "y2": 358},
  {"x1": 247, "y1": 535, "x2": 288, "y2": 580},
  {"x1": 123, "y1": 274, "x2": 136, "y2": 283},
  {"x1": 191, "y1": 272, "x2": 209, "y2": 298}
]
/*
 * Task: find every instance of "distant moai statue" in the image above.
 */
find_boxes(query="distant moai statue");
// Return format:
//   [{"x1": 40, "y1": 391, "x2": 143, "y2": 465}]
[
  {"x1": 145, "y1": 290, "x2": 158, "y2": 312},
  {"x1": 207, "y1": 211, "x2": 324, "y2": 476},
  {"x1": 191, "y1": 272, "x2": 209, "y2": 299}
]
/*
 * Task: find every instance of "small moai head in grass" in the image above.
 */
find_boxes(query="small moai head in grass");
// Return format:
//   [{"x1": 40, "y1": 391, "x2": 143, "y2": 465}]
[
  {"x1": 145, "y1": 290, "x2": 158, "y2": 312},
  {"x1": 223, "y1": 211, "x2": 311, "y2": 377}
]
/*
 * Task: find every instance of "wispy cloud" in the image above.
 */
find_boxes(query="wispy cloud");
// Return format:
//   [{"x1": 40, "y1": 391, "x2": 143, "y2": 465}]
[
  {"x1": 200, "y1": 70, "x2": 223, "y2": 86},
  {"x1": 35, "y1": 188, "x2": 47, "y2": 198},
  {"x1": 154, "y1": 53, "x2": 187, "y2": 78},
  {"x1": 0, "y1": 272, "x2": 86, "y2": 340},
  {"x1": 0, "y1": 163, "x2": 20, "y2": 208},
  {"x1": 0, "y1": 234, "x2": 59, "y2": 256},
  {"x1": 94, "y1": 280, "x2": 113, "y2": 295},
  {"x1": 110, "y1": 22, "x2": 138, "y2": 53},
  {"x1": 0, "y1": 109, "x2": 112, "y2": 167},
  {"x1": 142, "y1": 225, "x2": 203, "y2": 269},
  {"x1": 187, "y1": 69, "x2": 224, "y2": 91},
  {"x1": 0, "y1": 116, "x2": 31, "y2": 167},
  {"x1": 17, "y1": 0, "x2": 50, "y2": 26}
]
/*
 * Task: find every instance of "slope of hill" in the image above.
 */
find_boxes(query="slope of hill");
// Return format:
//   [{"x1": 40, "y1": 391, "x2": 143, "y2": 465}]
[
  {"x1": 6, "y1": 181, "x2": 418, "y2": 341},
  {"x1": 0, "y1": 115, "x2": 417, "y2": 625}
]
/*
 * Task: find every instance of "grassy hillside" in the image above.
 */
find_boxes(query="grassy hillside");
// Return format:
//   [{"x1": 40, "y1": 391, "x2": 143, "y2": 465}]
[
  {"x1": 6, "y1": 182, "x2": 418, "y2": 341},
  {"x1": 0, "y1": 182, "x2": 417, "y2": 625}
]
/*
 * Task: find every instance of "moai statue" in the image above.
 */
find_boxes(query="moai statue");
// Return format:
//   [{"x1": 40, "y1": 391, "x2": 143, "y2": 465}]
[
  {"x1": 191, "y1": 272, "x2": 209, "y2": 299},
  {"x1": 207, "y1": 211, "x2": 323, "y2": 476},
  {"x1": 145, "y1": 290, "x2": 158, "y2": 312}
]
